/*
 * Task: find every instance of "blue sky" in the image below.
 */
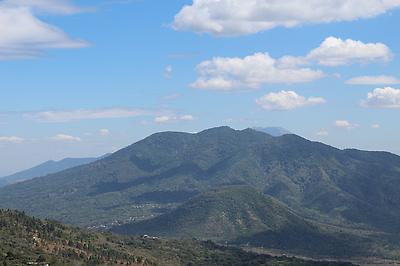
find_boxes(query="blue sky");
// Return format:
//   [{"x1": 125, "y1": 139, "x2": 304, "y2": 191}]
[{"x1": 1, "y1": 0, "x2": 400, "y2": 176}]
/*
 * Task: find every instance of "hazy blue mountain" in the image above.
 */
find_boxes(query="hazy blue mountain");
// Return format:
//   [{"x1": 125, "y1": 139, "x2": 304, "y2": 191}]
[
  {"x1": 253, "y1": 127, "x2": 291, "y2": 136},
  {"x1": 0, "y1": 155, "x2": 109, "y2": 187}
]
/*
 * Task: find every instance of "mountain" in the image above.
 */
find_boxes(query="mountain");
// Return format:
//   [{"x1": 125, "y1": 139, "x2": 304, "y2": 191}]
[
  {"x1": 113, "y1": 186, "x2": 382, "y2": 258},
  {"x1": 253, "y1": 127, "x2": 291, "y2": 136},
  {"x1": 0, "y1": 209, "x2": 353, "y2": 266},
  {"x1": 0, "y1": 155, "x2": 109, "y2": 187},
  {"x1": 1, "y1": 126, "x2": 400, "y2": 259}
]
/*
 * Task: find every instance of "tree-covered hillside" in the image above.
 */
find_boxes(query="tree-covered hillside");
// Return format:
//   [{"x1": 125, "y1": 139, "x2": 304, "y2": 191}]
[
  {"x1": 0, "y1": 209, "x2": 354, "y2": 266},
  {"x1": 112, "y1": 186, "x2": 393, "y2": 258}
]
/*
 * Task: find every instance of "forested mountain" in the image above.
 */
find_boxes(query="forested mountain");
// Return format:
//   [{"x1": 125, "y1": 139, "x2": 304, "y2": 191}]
[
  {"x1": 0, "y1": 209, "x2": 353, "y2": 266},
  {"x1": 1, "y1": 126, "x2": 400, "y2": 260},
  {"x1": 113, "y1": 186, "x2": 387, "y2": 258}
]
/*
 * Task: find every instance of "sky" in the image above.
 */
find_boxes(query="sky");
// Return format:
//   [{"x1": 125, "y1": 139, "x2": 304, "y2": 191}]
[{"x1": 1, "y1": 0, "x2": 400, "y2": 176}]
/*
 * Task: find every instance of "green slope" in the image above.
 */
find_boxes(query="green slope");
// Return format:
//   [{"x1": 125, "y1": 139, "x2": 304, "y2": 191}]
[
  {"x1": 112, "y1": 186, "x2": 389, "y2": 258},
  {"x1": 113, "y1": 186, "x2": 297, "y2": 240},
  {"x1": 0, "y1": 209, "x2": 353, "y2": 266}
]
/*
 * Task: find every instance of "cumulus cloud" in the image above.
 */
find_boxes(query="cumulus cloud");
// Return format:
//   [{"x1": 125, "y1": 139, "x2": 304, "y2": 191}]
[
  {"x1": 255, "y1": 91, "x2": 326, "y2": 111},
  {"x1": 279, "y1": 37, "x2": 392, "y2": 67},
  {"x1": 0, "y1": 136, "x2": 24, "y2": 143},
  {"x1": 154, "y1": 114, "x2": 195, "y2": 123},
  {"x1": 0, "y1": 1, "x2": 88, "y2": 59},
  {"x1": 192, "y1": 53, "x2": 324, "y2": 90},
  {"x1": 306, "y1": 37, "x2": 392, "y2": 66},
  {"x1": 173, "y1": 0, "x2": 400, "y2": 36},
  {"x1": 191, "y1": 37, "x2": 390, "y2": 90},
  {"x1": 346, "y1": 75, "x2": 400, "y2": 85},
  {"x1": 25, "y1": 108, "x2": 154, "y2": 123},
  {"x1": 52, "y1": 134, "x2": 81, "y2": 142},
  {"x1": 335, "y1": 120, "x2": 357, "y2": 129},
  {"x1": 361, "y1": 87, "x2": 400, "y2": 108}
]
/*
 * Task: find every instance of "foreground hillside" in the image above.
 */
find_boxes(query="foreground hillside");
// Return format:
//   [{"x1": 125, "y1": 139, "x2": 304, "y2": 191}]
[{"x1": 0, "y1": 209, "x2": 354, "y2": 266}]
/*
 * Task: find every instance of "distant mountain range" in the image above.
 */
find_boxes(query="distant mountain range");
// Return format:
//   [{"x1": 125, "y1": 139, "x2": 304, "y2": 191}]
[
  {"x1": 1, "y1": 126, "x2": 400, "y2": 261},
  {"x1": 253, "y1": 127, "x2": 291, "y2": 136},
  {"x1": 0, "y1": 155, "x2": 109, "y2": 187}
]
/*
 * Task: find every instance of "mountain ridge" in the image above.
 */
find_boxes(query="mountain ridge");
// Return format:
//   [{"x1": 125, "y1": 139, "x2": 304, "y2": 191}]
[{"x1": 0, "y1": 154, "x2": 109, "y2": 187}]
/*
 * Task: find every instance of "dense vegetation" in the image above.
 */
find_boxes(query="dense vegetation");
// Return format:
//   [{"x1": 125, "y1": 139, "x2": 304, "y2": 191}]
[
  {"x1": 1, "y1": 126, "x2": 400, "y2": 260},
  {"x1": 112, "y1": 186, "x2": 391, "y2": 258},
  {"x1": 0, "y1": 209, "x2": 355, "y2": 266}
]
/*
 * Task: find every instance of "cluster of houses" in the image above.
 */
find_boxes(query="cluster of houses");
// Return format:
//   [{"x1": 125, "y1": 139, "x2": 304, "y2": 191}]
[{"x1": 141, "y1": 234, "x2": 159, "y2": 240}]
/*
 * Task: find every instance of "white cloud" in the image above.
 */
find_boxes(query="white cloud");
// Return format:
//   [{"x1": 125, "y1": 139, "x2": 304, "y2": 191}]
[
  {"x1": 192, "y1": 53, "x2": 324, "y2": 90},
  {"x1": 372, "y1": 124, "x2": 381, "y2": 129},
  {"x1": 256, "y1": 90, "x2": 326, "y2": 111},
  {"x1": 361, "y1": 87, "x2": 400, "y2": 109},
  {"x1": 154, "y1": 114, "x2": 195, "y2": 123},
  {"x1": 306, "y1": 37, "x2": 392, "y2": 66},
  {"x1": 1, "y1": 0, "x2": 86, "y2": 15},
  {"x1": 25, "y1": 108, "x2": 154, "y2": 122},
  {"x1": 316, "y1": 129, "x2": 329, "y2": 136},
  {"x1": 191, "y1": 37, "x2": 390, "y2": 90},
  {"x1": 180, "y1": 115, "x2": 195, "y2": 121},
  {"x1": 335, "y1": 120, "x2": 357, "y2": 129},
  {"x1": 346, "y1": 75, "x2": 400, "y2": 85},
  {"x1": 278, "y1": 37, "x2": 392, "y2": 67},
  {"x1": 0, "y1": 1, "x2": 88, "y2": 59},
  {"x1": 99, "y1": 129, "x2": 110, "y2": 136},
  {"x1": 0, "y1": 136, "x2": 24, "y2": 143},
  {"x1": 164, "y1": 65, "x2": 173, "y2": 79},
  {"x1": 154, "y1": 116, "x2": 171, "y2": 123},
  {"x1": 52, "y1": 134, "x2": 81, "y2": 142},
  {"x1": 173, "y1": 0, "x2": 400, "y2": 36}
]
